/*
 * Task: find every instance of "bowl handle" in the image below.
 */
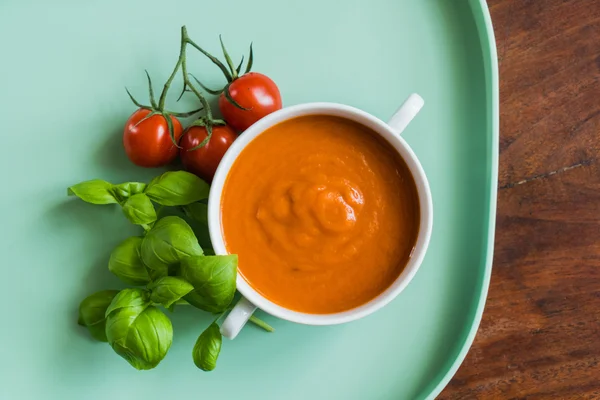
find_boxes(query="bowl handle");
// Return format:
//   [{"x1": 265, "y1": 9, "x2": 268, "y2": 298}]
[
  {"x1": 220, "y1": 296, "x2": 257, "y2": 340},
  {"x1": 387, "y1": 93, "x2": 424, "y2": 135}
]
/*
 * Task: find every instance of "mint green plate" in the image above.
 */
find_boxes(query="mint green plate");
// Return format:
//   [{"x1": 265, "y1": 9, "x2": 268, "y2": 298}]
[{"x1": 0, "y1": 0, "x2": 498, "y2": 398}]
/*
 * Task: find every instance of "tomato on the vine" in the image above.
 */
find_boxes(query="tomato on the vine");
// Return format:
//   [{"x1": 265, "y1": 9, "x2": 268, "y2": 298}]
[
  {"x1": 219, "y1": 72, "x2": 282, "y2": 132},
  {"x1": 179, "y1": 124, "x2": 237, "y2": 182},
  {"x1": 123, "y1": 109, "x2": 183, "y2": 168},
  {"x1": 192, "y1": 38, "x2": 282, "y2": 132}
]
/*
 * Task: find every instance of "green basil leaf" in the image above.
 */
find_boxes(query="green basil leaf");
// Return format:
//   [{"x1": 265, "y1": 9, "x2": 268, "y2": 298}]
[
  {"x1": 183, "y1": 202, "x2": 209, "y2": 225},
  {"x1": 78, "y1": 290, "x2": 120, "y2": 342},
  {"x1": 141, "y1": 216, "x2": 203, "y2": 278},
  {"x1": 105, "y1": 302, "x2": 147, "y2": 347},
  {"x1": 183, "y1": 203, "x2": 213, "y2": 252},
  {"x1": 145, "y1": 171, "x2": 210, "y2": 206},
  {"x1": 148, "y1": 276, "x2": 194, "y2": 308},
  {"x1": 192, "y1": 322, "x2": 222, "y2": 371},
  {"x1": 108, "y1": 237, "x2": 150, "y2": 285},
  {"x1": 147, "y1": 175, "x2": 161, "y2": 188},
  {"x1": 112, "y1": 182, "x2": 147, "y2": 202},
  {"x1": 105, "y1": 288, "x2": 151, "y2": 318},
  {"x1": 181, "y1": 255, "x2": 237, "y2": 313},
  {"x1": 68, "y1": 180, "x2": 117, "y2": 205},
  {"x1": 106, "y1": 305, "x2": 173, "y2": 370},
  {"x1": 121, "y1": 193, "x2": 157, "y2": 225}
]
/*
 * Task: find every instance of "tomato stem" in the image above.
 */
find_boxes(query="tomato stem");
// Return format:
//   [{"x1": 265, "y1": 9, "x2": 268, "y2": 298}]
[
  {"x1": 125, "y1": 88, "x2": 147, "y2": 109},
  {"x1": 235, "y1": 55, "x2": 244, "y2": 76},
  {"x1": 154, "y1": 26, "x2": 221, "y2": 147},
  {"x1": 158, "y1": 28, "x2": 186, "y2": 110},
  {"x1": 167, "y1": 106, "x2": 204, "y2": 118},
  {"x1": 186, "y1": 36, "x2": 233, "y2": 82},
  {"x1": 219, "y1": 35, "x2": 237, "y2": 80},
  {"x1": 248, "y1": 315, "x2": 275, "y2": 333},
  {"x1": 189, "y1": 73, "x2": 224, "y2": 96},
  {"x1": 244, "y1": 43, "x2": 254, "y2": 74},
  {"x1": 223, "y1": 84, "x2": 250, "y2": 110},
  {"x1": 145, "y1": 70, "x2": 158, "y2": 109}
]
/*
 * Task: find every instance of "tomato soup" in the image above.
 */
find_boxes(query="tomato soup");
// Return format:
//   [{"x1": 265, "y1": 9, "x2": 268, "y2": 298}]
[{"x1": 221, "y1": 115, "x2": 420, "y2": 314}]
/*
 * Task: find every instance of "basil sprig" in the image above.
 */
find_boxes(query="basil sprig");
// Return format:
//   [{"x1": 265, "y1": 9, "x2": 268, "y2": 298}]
[
  {"x1": 68, "y1": 171, "x2": 208, "y2": 228},
  {"x1": 72, "y1": 171, "x2": 274, "y2": 371}
]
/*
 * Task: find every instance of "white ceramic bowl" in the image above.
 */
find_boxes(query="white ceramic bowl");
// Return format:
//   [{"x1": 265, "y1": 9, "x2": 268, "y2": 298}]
[{"x1": 208, "y1": 94, "x2": 433, "y2": 339}]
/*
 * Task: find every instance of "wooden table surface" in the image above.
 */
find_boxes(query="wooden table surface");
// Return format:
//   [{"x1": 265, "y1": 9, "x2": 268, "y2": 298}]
[{"x1": 439, "y1": 0, "x2": 600, "y2": 398}]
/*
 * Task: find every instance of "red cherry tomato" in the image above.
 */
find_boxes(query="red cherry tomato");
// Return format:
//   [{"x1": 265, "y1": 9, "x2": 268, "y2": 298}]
[
  {"x1": 219, "y1": 72, "x2": 282, "y2": 132},
  {"x1": 123, "y1": 109, "x2": 183, "y2": 168},
  {"x1": 179, "y1": 124, "x2": 238, "y2": 182}
]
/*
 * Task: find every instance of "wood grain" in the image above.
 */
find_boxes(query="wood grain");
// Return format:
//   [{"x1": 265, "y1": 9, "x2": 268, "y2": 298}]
[{"x1": 439, "y1": 0, "x2": 600, "y2": 398}]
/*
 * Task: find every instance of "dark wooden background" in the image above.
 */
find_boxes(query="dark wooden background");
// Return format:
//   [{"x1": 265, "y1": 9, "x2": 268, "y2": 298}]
[{"x1": 439, "y1": 0, "x2": 600, "y2": 398}]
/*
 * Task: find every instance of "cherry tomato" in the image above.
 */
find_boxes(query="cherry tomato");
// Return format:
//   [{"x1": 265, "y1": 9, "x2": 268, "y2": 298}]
[
  {"x1": 179, "y1": 124, "x2": 237, "y2": 182},
  {"x1": 123, "y1": 108, "x2": 183, "y2": 168},
  {"x1": 219, "y1": 72, "x2": 282, "y2": 132}
]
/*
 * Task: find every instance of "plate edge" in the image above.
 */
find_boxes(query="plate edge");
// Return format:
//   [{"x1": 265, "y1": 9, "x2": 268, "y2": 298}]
[{"x1": 424, "y1": 0, "x2": 500, "y2": 399}]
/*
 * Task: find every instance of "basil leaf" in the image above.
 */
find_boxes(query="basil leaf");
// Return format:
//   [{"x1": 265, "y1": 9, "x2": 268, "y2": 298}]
[
  {"x1": 181, "y1": 255, "x2": 237, "y2": 313},
  {"x1": 106, "y1": 305, "x2": 173, "y2": 370},
  {"x1": 192, "y1": 322, "x2": 222, "y2": 371},
  {"x1": 141, "y1": 216, "x2": 203, "y2": 278},
  {"x1": 112, "y1": 182, "x2": 147, "y2": 203},
  {"x1": 148, "y1": 276, "x2": 194, "y2": 308},
  {"x1": 183, "y1": 202, "x2": 209, "y2": 225},
  {"x1": 78, "y1": 290, "x2": 120, "y2": 342},
  {"x1": 121, "y1": 193, "x2": 157, "y2": 225},
  {"x1": 145, "y1": 171, "x2": 210, "y2": 206},
  {"x1": 68, "y1": 180, "x2": 117, "y2": 205},
  {"x1": 105, "y1": 301, "x2": 148, "y2": 347},
  {"x1": 105, "y1": 288, "x2": 151, "y2": 318},
  {"x1": 108, "y1": 237, "x2": 150, "y2": 285},
  {"x1": 147, "y1": 175, "x2": 160, "y2": 188},
  {"x1": 183, "y1": 203, "x2": 213, "y2": 252}
]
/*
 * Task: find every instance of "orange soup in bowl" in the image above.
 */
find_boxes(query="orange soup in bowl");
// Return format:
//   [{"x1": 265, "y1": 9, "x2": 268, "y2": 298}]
[{"x1": 221, "y1": 115, "x2": 420, "y2": 314}]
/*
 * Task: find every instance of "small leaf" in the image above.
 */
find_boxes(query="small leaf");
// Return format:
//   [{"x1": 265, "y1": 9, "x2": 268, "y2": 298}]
[
  {"x1": 78, "y1": 290, "x2": 120, "y2": 342},
  {"x1": 145, "y1": 171, "x2": 210, "y2": 206},
  {"x1": 149, "y1": 276, "x2": 194, "y2": 308},
  {"x1": 145, "y1": 70, "x2": 158, "y2": 109},
  {"x1": 133, "y1": 110, "x2": 157, "y2": 129},
  {"x1": 219, "y1": 35, "x2": 237, "y2": 78},
  {"x1": 111, "y1": 182, "x2": 147, "y2": 203},
  {"x1": 181, "y1": 255, "x2": 237, "y2": 313},
  {"x1": 224, "y1": 84, "x2": 250, "y2": 111},
  {"x1": 235, "y1": 55, "x2": 244, "y2": 75},
  {"x1": 108, "y1": 237, "x2": 151, "y2": 286},
  {"x1": 189, "y1": 73, "x2": 224, "y2": 95},
  {"x1": 167, "y1": 106, "x2": 204, "y2": 118},
  {"x1": 188, "y1": 123, "x2": 212, "y2": 151},
  {"x1": 163, "y1": 112, "x2": 180, "y2": 148},
  {"x1": 125, "y1": 87, "x2": 146, "y2": 108},
  {"x1": 244, "y1": 42, "x2": 253, "y2": 74},
  {"x1": 122, "y1": 193, "x2": 157, "y2": 225},
  {"x1": 176, "y1": 83, "x2": 188, "y2": 102},
  {"x1": 68, "y1": 180, "x2": 117, "y2": 205},
  {"x1": 193, "y1": 322, "x2": 222, "y2": 371},
  {"x1": 186, "y1": 37, "x2": 233, "y2": 82}
]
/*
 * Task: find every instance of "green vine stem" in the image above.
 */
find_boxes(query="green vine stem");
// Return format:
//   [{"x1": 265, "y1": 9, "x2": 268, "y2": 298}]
[
  {"x1": 249, "y1": 315, "x2": 275, "y2": 332},
  {"x1": 183, "y1": 33, "x2": 255, "y2": 112},
  {"x1": 156, "y1": 26, "x2": 221, "y2": 148}
]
